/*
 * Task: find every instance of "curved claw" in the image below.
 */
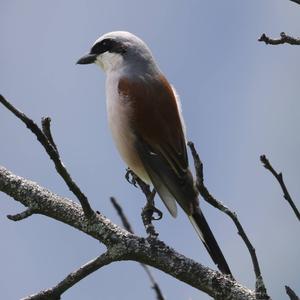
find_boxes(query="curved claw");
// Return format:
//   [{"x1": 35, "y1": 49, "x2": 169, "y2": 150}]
[
  {"x1": 151, "y1": 206, "x2": 163, "y2": 220},
  {"x1": 143, "y1": 204, "x2": 163, "y2": 221},
  {"x1": 125, "y1": 168, "x2": 138, "y2": 187}
]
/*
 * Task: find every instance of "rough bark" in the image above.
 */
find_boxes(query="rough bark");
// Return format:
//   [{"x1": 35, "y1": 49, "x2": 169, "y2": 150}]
[{"x1": 0, "y1": 165, "x2": 256, "y2": 300}]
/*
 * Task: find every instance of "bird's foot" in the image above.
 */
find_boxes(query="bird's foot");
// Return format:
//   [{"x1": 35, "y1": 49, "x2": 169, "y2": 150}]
[
  {"x1": 125, "y1": 168, "x2": 138, "y2": 187},
  {"x1": 141, "y1": 201, "x2": 162, "y2": 239}
]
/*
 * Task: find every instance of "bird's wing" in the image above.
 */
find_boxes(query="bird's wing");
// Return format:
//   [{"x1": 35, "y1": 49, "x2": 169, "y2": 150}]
[{"x1": 118, "y1": 74, "x2": 197, "y2": 217}]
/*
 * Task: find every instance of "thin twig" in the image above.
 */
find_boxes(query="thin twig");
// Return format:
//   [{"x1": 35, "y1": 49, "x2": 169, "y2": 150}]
[
  {"x1": 41, "y1": 117, "x2": 58, "y2": 151},
  {"x1": 110, "y1": 197, "x2": 134, "y2": 233},
  {"x1": 258, "y1": 32, "x2": 300, "y2": 45},
  {"x1": 140, "y1": 264, "x2": 165, "y2": 300},
  {"x1": 110, "y1": 197, "x2": 165, "y2": 300},
  {"x1": 7, "y1": 208, "x2": 34, "y2": 221},
  {"x1": 22, "y1": 252, "x2": 114, "y2": 300},
  {"x1": 188, "y1": 141, "x2": 270, "y2": 300},
  {"x1": 285, "y1": 286, "x2": 300, "y2": 300},
  {"x1": 0, "y1": 94, "x2": 94, "y2": 218},
  {"x1": 260, "y1": 155, "x2": 300, "y2": 221}
]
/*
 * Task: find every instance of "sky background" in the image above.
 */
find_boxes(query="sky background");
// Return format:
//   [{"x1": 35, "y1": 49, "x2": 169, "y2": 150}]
[{"x1": 1, "y1": 1, "x2": 299, "y2": 299}]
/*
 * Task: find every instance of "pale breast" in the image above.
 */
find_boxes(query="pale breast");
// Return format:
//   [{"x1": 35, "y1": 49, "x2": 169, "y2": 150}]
[{"x1": 105, "y1": 73, "x2": 150, "y2": 183}]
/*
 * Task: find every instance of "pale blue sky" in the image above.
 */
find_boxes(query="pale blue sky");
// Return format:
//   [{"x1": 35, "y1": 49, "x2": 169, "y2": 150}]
[{"x1": 1, "y1": 1, "x2": 299, "y2": 299}]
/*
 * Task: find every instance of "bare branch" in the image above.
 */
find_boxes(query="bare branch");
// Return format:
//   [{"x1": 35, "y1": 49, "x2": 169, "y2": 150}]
[
  {"x1": 0, "y1": 165, "x2": 129, "y2": 247},
  {"x1": 285, "y1": 286, "x2": 299, "y2": 300},
  {"x1": 111, "y1": 197, "x2": 166, "y2": 300},
  {"x1": 141, "y1": 264, "x2": 165, "y2": 300},
  {"x1": 258, "y1": 32, "x2": 300, "y2": 45},
  {"x1": 0, "y1": 165, "x2": 256, "y2": 299},
  {"x1": 0, "y1": 94, "x2": 93, "y2": 218},
  {"x1": 188, "y1": 141, "x2": 269, "y2": 299},
  {"x1": 41, "y1": 117, "x2": 58, "y2": 152},
  {"x1": 260, "y1": 155, "x2": 300, "y2": 221},
  {"x1": 7, "y1": 208, "x2": 34, "y2": 221},
  {"x1": 111, "y1": 197, "x2": 133, "y2": 233},
  {"x1": 22, "y1": 252, "x2": 115, "y2": 300}
]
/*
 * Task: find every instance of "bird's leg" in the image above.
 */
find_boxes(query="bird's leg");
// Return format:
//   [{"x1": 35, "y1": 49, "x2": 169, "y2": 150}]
[
  {"x1": 124, "y1": 169, "x2": 162, "y2": 238},
  {"x1": 141, "y1": 192, "x2": 158, "y2": 238},
  {"x1": 141, "y1": 189, "x2": 161, "y2": 238},
  {"x1": 143, "y1": 189, "x2": 162, "y2": 221}
]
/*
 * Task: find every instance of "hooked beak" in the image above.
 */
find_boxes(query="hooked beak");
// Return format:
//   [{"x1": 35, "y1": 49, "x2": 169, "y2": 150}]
[{"x1": 76, "y1": 53, "x2": 97, "y2": 65}]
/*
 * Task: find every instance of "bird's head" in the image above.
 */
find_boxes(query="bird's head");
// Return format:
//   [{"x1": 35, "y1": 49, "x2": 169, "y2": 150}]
[{"x1": 77, "y1": 31, "x2": 155, "y2": 73}]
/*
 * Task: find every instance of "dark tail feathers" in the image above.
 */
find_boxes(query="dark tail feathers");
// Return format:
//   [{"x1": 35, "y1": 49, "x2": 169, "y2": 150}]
[{"x1": 189, "y1": 207, "x2": 232, "y2": 275}]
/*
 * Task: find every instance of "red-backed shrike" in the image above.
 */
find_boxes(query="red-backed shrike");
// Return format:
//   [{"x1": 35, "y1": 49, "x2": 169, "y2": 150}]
[{"x1": 77, "y1": 31, "x2": 231, "y2": 275}]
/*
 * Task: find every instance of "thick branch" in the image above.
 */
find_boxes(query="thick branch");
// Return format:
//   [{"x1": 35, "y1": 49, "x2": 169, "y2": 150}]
[
  {"x1": 258, "y1": 32, "x2": 300, "y2": 45},
  {"x1": 0, "y1": 94, "x2": 93, "y2": 217},
  {"x1": 188, "y1": 142, "x2": 269, "y2": 299},
  {"x1": 0, "y1": 165, "x2": 255, "y2": 299},
  {"x1": 22, "y1": 252, "x2": 115, "y2": 300},
  {"x1": 0, "y1": 165, "x2": 129, "y2": 246},
  {"x1": 260, "y1": 155, "x2": 300, "y2": 221}
]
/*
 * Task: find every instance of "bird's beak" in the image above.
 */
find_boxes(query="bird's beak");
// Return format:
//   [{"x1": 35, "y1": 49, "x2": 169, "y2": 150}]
[{"x1": 76, "y1": 53, "x2": 97, "y2": 65}]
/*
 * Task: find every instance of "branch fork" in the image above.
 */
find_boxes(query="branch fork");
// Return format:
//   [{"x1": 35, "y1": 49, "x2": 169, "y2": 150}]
[
  {"x1": 0, "y1": 94, "x2": 94, "y2": 218},
  {"x1": 260, "y1": 155, "x2": 299, "y2": 221}
]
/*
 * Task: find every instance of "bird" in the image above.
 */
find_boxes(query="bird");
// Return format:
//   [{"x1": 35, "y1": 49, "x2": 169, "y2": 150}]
[{"x1": 77, "y1": 31, "x2": 232, "y2": 275}]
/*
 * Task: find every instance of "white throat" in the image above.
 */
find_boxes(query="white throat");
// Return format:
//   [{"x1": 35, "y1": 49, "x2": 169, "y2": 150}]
[{"x1": 95, "y1": 52, "x2": 124, "y2": 72}]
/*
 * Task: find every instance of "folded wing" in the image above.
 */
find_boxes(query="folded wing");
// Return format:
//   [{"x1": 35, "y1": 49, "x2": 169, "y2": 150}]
[{"x1": 118, "y1": 74, "x2": 198, "y2": 217}]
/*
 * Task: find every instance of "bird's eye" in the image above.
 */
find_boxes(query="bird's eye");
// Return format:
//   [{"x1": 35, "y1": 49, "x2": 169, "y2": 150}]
[
  {"x1": 101, "y1": 39, "x2": 112, "y2": 50},
  {"x1": 90, "y1": 38, "x2": 126, "y2": 55},
  {"x1": 90, "y1": 39, "x2": 112, "y2": 54}
]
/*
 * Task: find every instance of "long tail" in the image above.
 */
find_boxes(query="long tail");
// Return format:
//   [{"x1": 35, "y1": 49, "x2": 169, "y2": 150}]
[{"x1": 189, "y1": 207, "x2": 232, "y2": 275}]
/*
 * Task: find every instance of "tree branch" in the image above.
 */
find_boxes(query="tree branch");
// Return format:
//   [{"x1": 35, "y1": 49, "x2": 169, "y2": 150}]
[
  {"x1": 7, "y1": 207, "x2": 35, "y2": 221},
  {"x1": 258, "y1": 32, "x2": 300, "y2": 45},
  {"x1": 0, "y1": 165, "x2": 255, "y2": 299},
  {"x1": 141, "y1": 264, "x2": 165, "y2": 300},
  {"x1": 22, "y1": 252, "x2": 115, "y2": 300},
  {"x1": 188, "y1": 142, "x2": 269, "y2": 299},
  {"x1": 111, "y1": 197, "x2": 165, "y2": 300},
  {"x1": 285, "y1": 286, "x2": 299, "y2": 300},
  {"x1": 260, "y1": 155, "x2": 300, "y2": 221},
  {"x1": 0, "y1": 94, "x2": 93, "y2": 218},
  {"x1": 111, "y1": 197, "x2": 134, "y2": 233},
  {"x1": 41, "y1": 117, "x2": 58, "y2": 151}
]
